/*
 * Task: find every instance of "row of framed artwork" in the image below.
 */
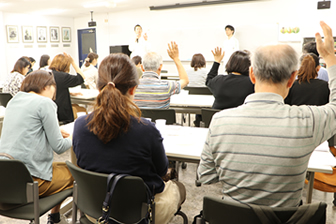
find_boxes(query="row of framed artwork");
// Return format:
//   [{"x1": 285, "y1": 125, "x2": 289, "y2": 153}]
[{"x1": 6, "y1": 25, "x2": 71, "y2": 43}]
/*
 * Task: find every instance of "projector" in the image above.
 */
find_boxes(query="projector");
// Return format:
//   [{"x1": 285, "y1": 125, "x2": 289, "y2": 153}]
[
  {"x1": 317, "y1": 1, "x2": 331, "y2": 9},
  {"x1": 88, "y1": 21, "x2": 97, "y2": 27}
]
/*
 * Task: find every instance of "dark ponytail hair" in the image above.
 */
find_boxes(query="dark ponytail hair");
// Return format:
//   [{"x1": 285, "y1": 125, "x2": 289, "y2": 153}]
[
  {"x1": 297, "y1": 53, "x2": 319, "y2": 84},
  {"x1": 84, "y1": 53, "x2": 98, "y2": 67},
  {"x1": 87, "y1": 53, "x2": 140, "y2": 144}
]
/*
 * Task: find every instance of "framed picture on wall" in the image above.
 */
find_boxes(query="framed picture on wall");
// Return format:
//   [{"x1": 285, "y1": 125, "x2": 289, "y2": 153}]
[
  {"x1": 6, "y1": 25, "x2": 19, "y2": 43},
  {"x1": 62, "y1": 27, "x2": 71, "y2": 42},
  {"x1": 37, "y1": 26, "x2": 47, "y2": 43},
  {"x1": 50, "y1": 26, "x2": 59, "y2": 42},
  {"x1": 22, "y1": 26, "x2": 34, "y2": 43}
]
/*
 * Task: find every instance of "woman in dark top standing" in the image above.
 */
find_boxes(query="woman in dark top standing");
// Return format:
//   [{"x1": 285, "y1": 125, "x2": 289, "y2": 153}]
[
  {"x1": 73, "y1": 53, "x2": 186, "y2": 224},
  {"x1": 206, "y1": 47, "x2": 254, "y2": 110},
  {"x1": 49, "y1": 53, "x2": 85, "y2": 124},
  {"x1": 285, "y1": 53, "x2": 329, "y2": 106}
]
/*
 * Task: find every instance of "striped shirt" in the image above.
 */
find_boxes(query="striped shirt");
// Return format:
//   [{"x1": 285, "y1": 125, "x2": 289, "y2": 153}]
[
  {"x1": 134, "y1": 71, "x2": 181, "y2": 109},
  {"x1": 198, "y1": 65, "x2": 336, "y2": 207}
]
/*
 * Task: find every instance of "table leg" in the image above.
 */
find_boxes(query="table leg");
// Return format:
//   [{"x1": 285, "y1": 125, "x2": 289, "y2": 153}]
[
  {"x1": 188, "y1": 113, "x2": 191, "y2": 126},
  {"x1": 306, "y1": 171, "x2": 315, "y2": 204}
]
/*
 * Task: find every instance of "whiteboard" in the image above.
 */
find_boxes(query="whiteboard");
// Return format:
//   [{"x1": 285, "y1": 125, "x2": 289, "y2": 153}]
[{"x1": 148, "y1": 23, "x2": 279, "y2": 61}]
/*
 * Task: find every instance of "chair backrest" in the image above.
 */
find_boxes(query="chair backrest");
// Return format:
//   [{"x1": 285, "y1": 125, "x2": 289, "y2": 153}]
[
  {"x1": 202, "y1": 196, "x2": 327, "y2": 224},
  {"x1": 184, "y1": 86, "x2": 212, "y2": 95},
  {"x1": 66, "y1": 161, "x2": 150, "y2": 223},
  {"x1": 0, "y1": 93, "x2": 12, "y2": 107},
  {"x1": 201, "y1": 108, "x2": 220, "y2": 128},
  {"x1": 0, "y1": 159, "x2": 33, "y2": 204},
  {"x1": 141, "y1": 108, "x2": 176, "y2": 124}
]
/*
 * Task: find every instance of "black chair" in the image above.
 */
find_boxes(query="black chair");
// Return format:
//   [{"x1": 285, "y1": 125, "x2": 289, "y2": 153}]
[
  {"x1": 0, "y1": 159, "x2": 73, "y2": 224},
  {"x1": 201, "y1": 108, "x2": 220, "y2": 128},
  {"x1": 66, "y1": 161, "x2": 188, "y2": 224},
  {"x1": 141, "y1": 108, "x2": 176, "y2": 124},
  {"x1": 196, "y1": 196, "x2": 327, "y2": 224},
  {"x1": 184, "y1": 86, "x2": 212, "y2": 95},
  {"x1": 0, "y1": 93, "x2": 12, "y2": 107}
]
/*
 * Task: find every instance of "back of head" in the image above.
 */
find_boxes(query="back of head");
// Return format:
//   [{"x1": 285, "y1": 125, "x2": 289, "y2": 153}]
[
  {"x1": 131, "y1": 56, "x2": 142, "y2": 65},
  {"x1": 11, "y1": 57, "x2": 31, "y2": 75},
  {"x1": 191, "y1": 54, "x2": 206, "y2": 71},
  {"x1": 297, "y1": 53, "x2": 319, "y2": 83},
  {"x1": 49, "y1": 54, "x2": 71, "y2": 73},
  {"x1": 29, "y1": 57, "x2": 36, "y2": 63},
  {"x1": 225, "y1": 50, "x2": 251, "y2": 76},
  {"x1": 142, "y1": 52, "x2": 162, "y2": 72},
  {"x1": 39, "y1": 54, "x2": 50, "y2": 69},
  {"x1": 253, "y1": 44, "x2": 298, "y2": 84},
  {"x1": 302, "y1": 41, "x2": 319, "y2": 57},
  {"x1": 89, "y1": 53, "x2": 141, "y2": 144},
  {"x1": 20, "y1": 70, "x2": 56, "y2": 95},
  {"x1": 84, "y1": 52, "x2": 99, "y2": 67}
]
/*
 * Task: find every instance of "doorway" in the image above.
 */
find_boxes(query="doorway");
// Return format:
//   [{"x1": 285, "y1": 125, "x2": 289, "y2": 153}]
[{"x1": 77, "y1": 28, "x2": 97, "y2": 67}]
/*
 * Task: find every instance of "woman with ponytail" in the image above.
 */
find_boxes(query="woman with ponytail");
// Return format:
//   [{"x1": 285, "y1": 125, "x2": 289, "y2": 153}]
[
  {"x1": 73, "y1": 53, "x2": 186, "y2": 224},
  {"x1": 81, "y1": 52, "x2": 98, "y2": 89},
  {"x1": 285, "y1": 53, "x2": 329, "y2": 106}
]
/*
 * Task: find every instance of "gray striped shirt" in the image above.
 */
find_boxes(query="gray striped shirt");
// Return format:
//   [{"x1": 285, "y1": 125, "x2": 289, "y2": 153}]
[
  {"x1": 134, "y1": 71, "x2": 181, "y2": 109},
  {"x1": 198, "y1": 65, "x2": 336, "y2": 207}
]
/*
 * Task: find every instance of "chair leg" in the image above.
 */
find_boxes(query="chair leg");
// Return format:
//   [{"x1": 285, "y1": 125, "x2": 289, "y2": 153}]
[
  {"x1": 333, "y1": 193, "x2": 336, "y2": 206},
  {"x1": 72, "y1": 182, "x2": 78, "y2": 224},
  {"x1": 175, "y1": 210, "x2": 188, "y2": 224}
]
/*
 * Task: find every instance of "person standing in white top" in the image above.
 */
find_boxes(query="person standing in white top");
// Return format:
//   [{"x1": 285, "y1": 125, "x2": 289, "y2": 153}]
[
  {"x1": 223, "y1": 25, "x2": 239, "y2": 70},
  {"x1": 81, "y1": 53, "x2": 99, "y2": 89},
  {"x1": 129, "y1": 24, "x2": 150, "y2": 58}
]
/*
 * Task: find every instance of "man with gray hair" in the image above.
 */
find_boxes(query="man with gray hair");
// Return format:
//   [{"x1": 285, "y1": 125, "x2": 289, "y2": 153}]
[
  {"x1": 134, "y1": 41, "x2": 189, "y2": 109},
  {"x1": 198, "y1": 21, "x2": 336, "y2": 207}
]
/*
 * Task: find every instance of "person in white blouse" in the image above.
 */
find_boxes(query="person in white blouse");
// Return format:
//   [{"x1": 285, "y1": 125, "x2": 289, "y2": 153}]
[
  {"x1": 223, "y1": 25, "x2": 239, "y2": 70},
  {"x1": 81, "y1": 53, "x2": 99, "y2": 89},
  {"x1": 39, "y1": 54, "x2": 51, "y2": 71},
  {"x1": 128, "y1": 24, "x2": 150, "y2": 58}
]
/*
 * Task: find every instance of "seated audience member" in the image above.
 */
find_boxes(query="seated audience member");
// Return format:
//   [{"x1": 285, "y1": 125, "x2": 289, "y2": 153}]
[
  {"x1": 3, "y1": 57, "x2": 31, "y2": 96},
  {"x1": 27, "y1": 57, "x2": 36, "y2": 75},
  {"x1": 39, "y1": 54, "x2": 51, "y2": 71},
  {"x1": 73, "y1": 53, "x2": 186, "y2": 224},
  {"x1": 206, "y1": 48, "x2": 254, "y2": 110},
  {"x1": 285, "y1": 53, "x2": 329, "y2": 106},
  {"x1": 198, "y1": 21, "x2": 336, "y2": 207},
  {"x1": 187, "y1": 53, "x2": 207, "y2": 87},
  {"x1": 303, "y1": 41, "x2": 329, "y2": 82},
  {"x1": 134, "y1": 41, "x2": 189, "y2": 109},
  {"x1": 0, "y1": 71, "x2": 73, "y2": 224},
  {"x1": 81, "y1": 52, "x2": 99, "y2": 89},
  {"x1": 131, "y1": 55, "x2": 143, "y2": 78},
  {"x1": 49, "y1": 53, "x2": 85, "y2": 124}
]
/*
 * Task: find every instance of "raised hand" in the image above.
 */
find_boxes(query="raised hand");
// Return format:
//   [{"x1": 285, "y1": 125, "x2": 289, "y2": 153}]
[
  {"x1": 316, "y1": 21, "x2": 336, "y2": 67},
  {"x1": 211, "y1": 47, "x2": 225, "y2": 63},
  {"x1": 167, "y1": 41, "x2": 180, "y2": 61}
]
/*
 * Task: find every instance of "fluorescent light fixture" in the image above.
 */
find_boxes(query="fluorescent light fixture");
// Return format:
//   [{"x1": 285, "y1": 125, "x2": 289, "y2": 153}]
[
  {"x1": 83, "y1": 1, "x2": 116, "y2": 8},
  {"x1": 150, "y1": 0, "x2": 257, "y2": 10},
  {"x1": 32, "y1": 8, "x2": 67, "y2": 15}
]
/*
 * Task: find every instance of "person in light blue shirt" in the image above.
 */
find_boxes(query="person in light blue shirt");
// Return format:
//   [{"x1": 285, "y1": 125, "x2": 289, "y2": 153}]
[{"x1": 0, "y1": 70, "x2": 72, "y2": 224}]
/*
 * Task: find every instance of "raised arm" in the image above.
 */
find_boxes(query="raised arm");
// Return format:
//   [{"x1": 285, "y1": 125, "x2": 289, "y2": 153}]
[
  {"x1": 64, "y1": 52, "x2": 86, "y2": 80},
  {"x1": 316, "y1": 21, "x2": 336, "y2": 67},
  {"x1": 206, "y1": 47, "x2": 225, "y2": 86},
  {"x1": 167, "y1": 41, "x2": 189, "y2": 89}
]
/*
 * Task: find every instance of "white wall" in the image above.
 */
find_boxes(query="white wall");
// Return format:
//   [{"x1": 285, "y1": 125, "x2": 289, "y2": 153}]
[
  {"x1": 72, "y1": 0, "x2": 335, "y2": 73},
  {"x1": 1, "y1": 13, "x2": 76, "y2": 81}
]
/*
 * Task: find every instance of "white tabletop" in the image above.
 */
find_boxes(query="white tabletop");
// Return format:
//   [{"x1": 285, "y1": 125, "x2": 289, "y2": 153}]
[
  {"x1": 170, "y1": 94, "x2": 214, "y2": 108},
  {"x1": 162, "y1": 125, "x2": 336, "y2": 174},
  {"x1": 69, "y1": 88, "x2": 99, "y2": 100}
]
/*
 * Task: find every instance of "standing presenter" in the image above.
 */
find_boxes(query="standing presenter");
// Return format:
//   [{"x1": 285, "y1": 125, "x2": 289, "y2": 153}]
[
  {"x1": 223, "y1": 25, "x2": 239, "y2": 70},
  {"x1": 129, "y1": 24, "x2": 151, "y2": 58}
]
